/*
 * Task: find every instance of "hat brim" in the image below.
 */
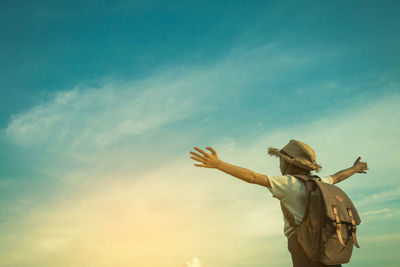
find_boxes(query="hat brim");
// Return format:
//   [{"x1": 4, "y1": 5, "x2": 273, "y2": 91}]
[{"x1": 267, "y1": 147, "x2": 322, "y2": 172}]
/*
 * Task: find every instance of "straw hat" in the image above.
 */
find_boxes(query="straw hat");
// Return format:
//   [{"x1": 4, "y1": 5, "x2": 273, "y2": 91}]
[{"x1": 267, "y1": 139, "x2": 322, "y2": 172}]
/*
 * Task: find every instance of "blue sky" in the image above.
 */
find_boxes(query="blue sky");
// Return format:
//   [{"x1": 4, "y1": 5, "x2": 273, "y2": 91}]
[
  {"x1": 1, "y1": 0, "x2": 399, "y2": 125},
  {"x1": 0, "y1": 1, "x2": 399, "y2": 266}
]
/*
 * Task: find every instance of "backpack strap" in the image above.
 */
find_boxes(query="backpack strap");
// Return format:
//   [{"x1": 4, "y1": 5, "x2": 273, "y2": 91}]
[
  {"x1": 347, "y1": 208, "x2": 360, "y2": 248},
  {"x1": 280, "y1": 175, "x2": 319, "y2": 234},
  {"x1": 294, "y1": 174, "x2": 321, "y2": 182},
  {"x1": 332, "y1": 205, "x2": 346, "y2": 247},
  {"x1": 280, "y1": 202, "x2": 298, "y2": 229}
]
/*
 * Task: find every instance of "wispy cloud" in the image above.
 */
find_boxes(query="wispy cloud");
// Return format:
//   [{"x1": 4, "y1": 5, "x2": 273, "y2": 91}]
[
  {"x1": 360, "y1": 207, "x2": 400, "y2": 224},
  {"x1": 2, "y1": 89, "x2": 398, "y2": 266},
  {"x1": 357, "y1": 187, "x2": 400, "y2": 207},
  {"x1": 5, "y1": 82, "x2": 195, "y2": 153},
  {"x1": 1, "y1": 43, "x2": 399, "y2": 266},
  {"x1": 371, "y1": 188, "x2": 400, "y2": 201},
  {"x1": 3, "y1": 43, "x2": 316, "y2": 180},
  {"x1": 186, "y1": 257, "x2": 201, "y2": 267}
]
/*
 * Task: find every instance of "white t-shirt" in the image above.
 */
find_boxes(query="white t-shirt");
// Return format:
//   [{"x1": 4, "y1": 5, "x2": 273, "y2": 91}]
[{"x1": 267, "y1": 174, "x2": 333, "y2": 237}]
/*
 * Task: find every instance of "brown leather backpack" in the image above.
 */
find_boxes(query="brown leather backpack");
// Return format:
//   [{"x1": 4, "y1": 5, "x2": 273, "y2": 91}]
[{"x1": 281, "y1": 175, "x2": 361, "y2": 265}]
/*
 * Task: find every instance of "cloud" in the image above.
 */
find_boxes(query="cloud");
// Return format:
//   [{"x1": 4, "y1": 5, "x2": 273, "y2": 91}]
[
  {"x1": 3, "y1": 43, "x2": 318, "y2": 183},
  {"x1": 359, "y1": 207, "x2": 400, "y2": 224},
  {"x1": 1, "y1": 41, "x2": 400, "y2": 267},
  {"x1": 5, "y1": 82, "x2": 195, "y2": 153},
  {"x1": 357, "y1": 187, "x2": 400, "y2": 208},
  {"x1": 371, "y1": 188, "x2": 400, "y2": 201},
  {"x1": 211, "y1": 91, "x2": 400, "y2": 183},
  {"x1": 186, "y1": 257, "x2": 201, "y2": 267},
  {"x1": 4, "y1": 44, "x2": 312, "y2": 153},
  {"x1": 1, "y1": 91, "x2": 399, "y2": 267}
]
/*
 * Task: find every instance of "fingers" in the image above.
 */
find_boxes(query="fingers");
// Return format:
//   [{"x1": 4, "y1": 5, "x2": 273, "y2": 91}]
[
  {"x1": 194, "y1": 147, "x2": 209, "y2": 156},
  {"x1": 194, "y1": 164, "x2": 206, "y2": 167},
  {"x1": 190, "y1": 151, "x2": 206, "y2": 160},
  {"x1": 364, "y1": 165, "x2": 369, "y2": 173},
  {"x1": 355, "y1": 156, "x2": 361, "y2": 163},
  {"x1": 361, "y1": 161, "x2": 368, "y2": 170},
  {"x1": 206, "y1": 147, "x2": 217, "y2": 155},
  {"x1": 190, "y1": 146, "x2": 216, "y2": 168},
  {"x1": 358, "y1": 161, "x2": 368, "y2": 173},
  {"x1": 190, "y1": 156, "x2": 205, "y2": 164}
]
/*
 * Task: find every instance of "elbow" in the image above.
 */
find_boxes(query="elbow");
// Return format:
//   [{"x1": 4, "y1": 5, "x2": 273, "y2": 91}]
[
  {"x1": 247, "y1": 173, "x2": 257, "y2": 184},
  {"x1": 248, "y1": 173, "x2": 270, "y2": 187}
]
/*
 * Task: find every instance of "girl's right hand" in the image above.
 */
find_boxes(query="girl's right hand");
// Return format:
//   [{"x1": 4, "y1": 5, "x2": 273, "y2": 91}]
[{"x1": 189, "y1": 146, "x2": 220, "y2": 168}]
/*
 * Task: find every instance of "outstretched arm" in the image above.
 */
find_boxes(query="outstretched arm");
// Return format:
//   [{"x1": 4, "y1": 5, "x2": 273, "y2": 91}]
[
  {"x1": 331, "y1": 157, "x2": 368, "y2": 184},
  {"x1": 189, "y1": 146, "x2": 271, "y2": 188}
]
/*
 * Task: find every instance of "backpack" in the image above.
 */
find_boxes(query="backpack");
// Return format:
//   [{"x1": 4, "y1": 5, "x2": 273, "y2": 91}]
[{"x1": 280, "y1": 175, "x2": 361, "y2": 265}]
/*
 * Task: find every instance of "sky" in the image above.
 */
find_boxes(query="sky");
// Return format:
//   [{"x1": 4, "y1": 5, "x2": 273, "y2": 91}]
[{"x1": 0, "y1": 1, "x2": 399, "y2": 266}]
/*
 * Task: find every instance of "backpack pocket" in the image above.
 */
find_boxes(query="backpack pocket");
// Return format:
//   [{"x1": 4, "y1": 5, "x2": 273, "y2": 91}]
[{"x1": 321, "y1": 224, "x2": 354, "y2": 265}]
